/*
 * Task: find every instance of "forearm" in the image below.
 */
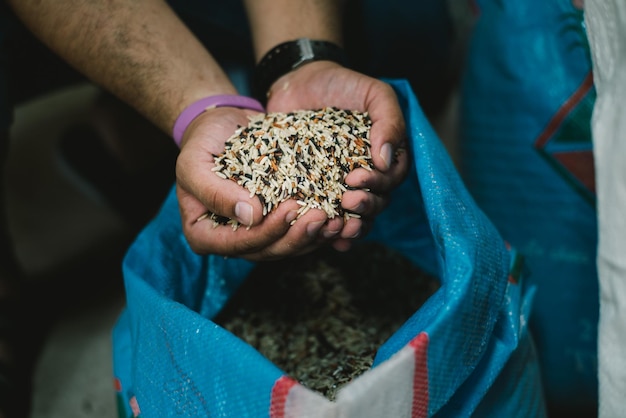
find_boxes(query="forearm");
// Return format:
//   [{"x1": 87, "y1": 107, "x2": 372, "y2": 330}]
[
  {"x1": 7, "y1": 0, "x2": 237, "y2": 135},
  {"x1": 243, "y1": 0, "x2": 345, "y2": 60}
]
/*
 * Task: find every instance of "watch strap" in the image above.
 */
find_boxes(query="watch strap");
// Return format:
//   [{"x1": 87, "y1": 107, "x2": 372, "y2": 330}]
[{"x1": 252, "y1": 38, "x2": 348, "y2": 105}]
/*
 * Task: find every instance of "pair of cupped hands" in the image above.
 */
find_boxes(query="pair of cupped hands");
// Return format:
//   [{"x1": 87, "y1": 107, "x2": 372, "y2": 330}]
[{"x1": 175, "y1": 61, "x2": 409, "y2": 261}]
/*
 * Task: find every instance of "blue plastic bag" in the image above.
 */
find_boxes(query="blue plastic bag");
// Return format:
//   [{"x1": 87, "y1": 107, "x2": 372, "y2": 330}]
[
  {"x1": 113, "y1": 79, "x2": 546, "y2": 417},
  {"x1": 459, "y1": 1, "x2": 597, "y2": 415}
]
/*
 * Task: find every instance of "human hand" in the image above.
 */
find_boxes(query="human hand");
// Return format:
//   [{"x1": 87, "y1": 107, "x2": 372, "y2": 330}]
[
  {"x1": 265, "y1": 61, "x2": 409, "y2": 251},
  {"x1": 175, "y1": 106, "x2": 344, "y2": 260}
]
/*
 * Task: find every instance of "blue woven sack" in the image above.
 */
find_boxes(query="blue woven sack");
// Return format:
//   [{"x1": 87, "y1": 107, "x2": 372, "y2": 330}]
[
  {"x1": 459, "y1": 1, "x2": 597, "y2": 415},
  {"x1": 112, "y1": 79, "x2": 546, "y2": 417}
]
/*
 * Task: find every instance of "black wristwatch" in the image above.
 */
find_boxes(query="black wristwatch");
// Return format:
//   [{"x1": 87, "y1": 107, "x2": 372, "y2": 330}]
[{"x1": 252, "y1": 38, "x2": 348, "y2": 105}]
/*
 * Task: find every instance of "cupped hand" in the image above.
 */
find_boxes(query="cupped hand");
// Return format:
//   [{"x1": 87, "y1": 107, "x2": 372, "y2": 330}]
[
  {"x1": 175, "y1": 106, "x2": 338, "y2": 260},
  {"x1": 265, "y1": 61, "x2": 409, "y2": 251}
]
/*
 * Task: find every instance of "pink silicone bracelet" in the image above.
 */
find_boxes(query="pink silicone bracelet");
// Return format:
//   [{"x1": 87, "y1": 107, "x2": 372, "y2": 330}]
[{"x1": 172, "y1": 94, "x2": 265, "y2": 146}]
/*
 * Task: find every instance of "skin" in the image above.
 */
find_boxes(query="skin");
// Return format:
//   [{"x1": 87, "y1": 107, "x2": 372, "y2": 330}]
[{"x1": 7, "y1": 0, "x2": 409, "y2": 260}]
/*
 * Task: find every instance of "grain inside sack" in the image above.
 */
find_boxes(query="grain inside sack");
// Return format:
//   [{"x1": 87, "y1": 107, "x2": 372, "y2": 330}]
[
  {"x1": 208, "y1": 107, "x2": 374, "y2": 229},
  {"x1": 214, "y1": 243, "x2": 440, "y2": 401}
]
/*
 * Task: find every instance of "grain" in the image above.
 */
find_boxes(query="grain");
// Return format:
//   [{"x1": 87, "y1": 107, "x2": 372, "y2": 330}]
[
  {"x1": 214, "y1": 243, "x2": 440, "y2": 400},
  {"x1": 208, "y1": 107, "x2": 374, "y2": 229}
]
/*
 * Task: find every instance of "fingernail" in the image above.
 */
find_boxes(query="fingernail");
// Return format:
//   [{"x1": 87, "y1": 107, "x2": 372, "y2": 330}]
[
  {"x1": 307, "y1": 220, "x2": 326, "y2": 237},
  {"x1": 323, "y1": 228, "x2": 340, "y2": 239},
  {"x1": 285, "y1": 210, "x2": 298, "y2": 224},
  {"x1": 380, "y1": 143, "x2": 393, "y2": 170},
  {"x1": 349, "y1": 202, "x2": 365, "y2": 213},
  {"x1": 235, "y1": 201, "x2": 254, "y2": 226}
]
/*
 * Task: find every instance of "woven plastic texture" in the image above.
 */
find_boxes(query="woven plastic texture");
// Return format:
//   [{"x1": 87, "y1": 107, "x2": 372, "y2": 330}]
[
  {"x1": 459, "y1": 1, "x2": 597, "y2": 415},
  {"x1": 113, "y1": 79, "x2": 546, "y2": 417}
]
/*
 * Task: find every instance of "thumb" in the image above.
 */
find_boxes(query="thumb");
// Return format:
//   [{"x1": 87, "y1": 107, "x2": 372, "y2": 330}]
[{"x1": 176, "y1": 146, "x2": 265, "y2": 228}]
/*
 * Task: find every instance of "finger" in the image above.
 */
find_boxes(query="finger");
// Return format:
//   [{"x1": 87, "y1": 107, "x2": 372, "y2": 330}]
[
  {"x1": 176, "y1": 149, "x2": 266, "y2": 229},
  {"x1": 181, "y1": 198, "x2": 301, "y2": 256},
  {"x1": 243, "y1": 207, "x2": 331, "y2": 261},
  {"x1": 330, "y1": 216, "x2": 374, "y2": 252},
  {"x1": 176, "y1": 170, "x2": 264, "y2": 230},
  {"x1": 340, "y1": 189, "x2": 389, "y2": 219},
  {"x1": 338, "y1": 217, "x2": 364, "y2": 241},
  {"x1": 329, "y1": 218, "x2": 366, "y2": 252},
  {"x1": 331, "y1": 238, "x2": 353, "y2": 252},
  {"x1": 364, "y1": 82, "x2": 407, "y2": 172},
  {"x1": 344, "y1": 146, "x2": 409, "y2": 193},
  {"x1": 319, "y1": 216, "x2": 344, "y2": 240}
]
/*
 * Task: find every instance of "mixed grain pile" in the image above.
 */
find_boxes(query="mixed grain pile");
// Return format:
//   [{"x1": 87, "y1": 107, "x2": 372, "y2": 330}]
[
  {"x1": 209, "y1": 107, "x2": 373, "y2": 228},
  {"x1": 214, "y1": 243, "x2": 440, "y2": 400}
]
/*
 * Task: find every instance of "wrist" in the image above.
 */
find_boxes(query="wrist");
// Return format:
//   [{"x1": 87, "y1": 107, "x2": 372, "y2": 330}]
[
  {"x1": 252, "y1": 38, "x2": 348, "y2": 105},
  {"x1": 172, "y1": 95, "x2": 265, "y2": 146}
]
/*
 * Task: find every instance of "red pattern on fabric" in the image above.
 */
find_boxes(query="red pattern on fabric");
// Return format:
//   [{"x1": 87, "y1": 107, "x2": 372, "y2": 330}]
[
  {"x1": 552, "y1": 150, "x2": 596, "y2": 194},
  {"x1": 129, "y1": 396, "x2": 141, "y2": 417},
  {"x1": 535, "y1": 71, "x2": 594, "y2": 148},
  {"x1": 269, "y1": 375, "x2": 298, "y2": 418},
  {"x1": 410, "y1": 332, "x2": 430, "y2": 418}
]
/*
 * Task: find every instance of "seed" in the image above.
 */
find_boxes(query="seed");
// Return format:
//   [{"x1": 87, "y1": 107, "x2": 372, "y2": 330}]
[
  {"x1": 214, "y1": 243, "x2": 440, "y2": 400},
  {"x1": 207, "y1": 107, "x2": 374, "y2": 230}
]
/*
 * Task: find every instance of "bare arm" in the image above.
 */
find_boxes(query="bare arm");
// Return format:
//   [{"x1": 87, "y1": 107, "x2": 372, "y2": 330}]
[
  {"x1": 7, "y1": 0, "x2": 237, "y2": 135},
  {"x1": 243, "y1": 0, "x2": 344, "y2": 60},
  {"x1": 8, "y1": 0, "x2": 407, "y2": 258}
]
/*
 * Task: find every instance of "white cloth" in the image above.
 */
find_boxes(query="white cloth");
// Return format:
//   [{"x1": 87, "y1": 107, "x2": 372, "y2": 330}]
[{"x1": 585, "y1": 2, "x2": 626, "y2": 417}]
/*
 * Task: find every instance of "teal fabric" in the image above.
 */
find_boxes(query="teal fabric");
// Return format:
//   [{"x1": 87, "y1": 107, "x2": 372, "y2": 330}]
[{"x1": 459, "y1": 1, "x2": 597, "y2": 415}]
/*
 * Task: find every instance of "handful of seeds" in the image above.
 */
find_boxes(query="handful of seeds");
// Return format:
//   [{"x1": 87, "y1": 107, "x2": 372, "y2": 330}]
[{"x1": 209, "y1": 107, "x2": 374, "y2": 229}]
